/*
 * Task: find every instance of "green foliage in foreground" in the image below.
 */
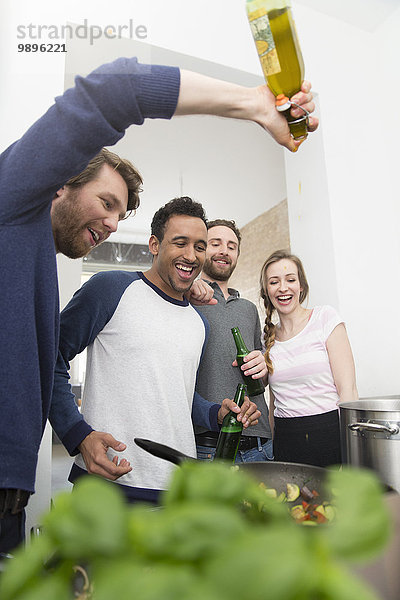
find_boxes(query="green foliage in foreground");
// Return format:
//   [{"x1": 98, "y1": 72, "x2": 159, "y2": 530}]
[{"x1": 0, "y1": 463, "x2": 391, "y2": 600}]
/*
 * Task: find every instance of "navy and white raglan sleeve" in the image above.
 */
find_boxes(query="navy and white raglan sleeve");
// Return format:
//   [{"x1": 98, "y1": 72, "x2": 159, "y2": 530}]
[{"x1": 49, "y1": 271, "x2": 138, "y2": 454}]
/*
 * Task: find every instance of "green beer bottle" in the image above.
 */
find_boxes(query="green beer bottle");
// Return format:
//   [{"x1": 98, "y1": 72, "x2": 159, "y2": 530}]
[
  {"x1": 214, "y1": 383, "x2": 246, "y2": 462},
  {"x1": 245, "y1": 0, "x2": 308, "y2": 140},
  {"x1": 231, "y1": 326, "x2": 265, "y2": 397}
]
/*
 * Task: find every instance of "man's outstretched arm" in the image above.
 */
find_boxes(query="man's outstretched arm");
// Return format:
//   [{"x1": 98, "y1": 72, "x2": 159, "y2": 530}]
[{"x1": 176, "y1": 71, "x2": 318, "y2": 152}]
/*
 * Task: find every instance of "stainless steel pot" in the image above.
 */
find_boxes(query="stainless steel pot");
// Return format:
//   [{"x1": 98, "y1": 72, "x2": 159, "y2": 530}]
[{"x1": 339, "y1": 396, "x2": 400, "y2": 493}]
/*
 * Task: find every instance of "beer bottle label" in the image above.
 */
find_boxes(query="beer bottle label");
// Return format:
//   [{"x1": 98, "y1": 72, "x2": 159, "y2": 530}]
[{"x1": 248, "y1": 9, "x2": 281, "y2": 76}]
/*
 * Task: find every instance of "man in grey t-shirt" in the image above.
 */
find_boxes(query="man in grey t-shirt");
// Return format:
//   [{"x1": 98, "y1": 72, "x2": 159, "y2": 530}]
[{"x1": 195, "y1": 219, "x2": 273, "y2": 462}]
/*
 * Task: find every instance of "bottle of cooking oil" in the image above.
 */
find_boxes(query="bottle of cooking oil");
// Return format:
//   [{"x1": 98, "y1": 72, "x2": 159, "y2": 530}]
[{"x1": 245, "y1": 0, "x2": 308, "y2": 140}]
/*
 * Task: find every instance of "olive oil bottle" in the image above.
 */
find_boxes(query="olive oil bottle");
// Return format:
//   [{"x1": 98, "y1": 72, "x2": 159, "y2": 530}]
[
  {"x1": 214, "y1": 384, "x2": 246, "y2": 462},
  {"x1": 245, "y1": 0, "x2": 308, "y2": 140}
]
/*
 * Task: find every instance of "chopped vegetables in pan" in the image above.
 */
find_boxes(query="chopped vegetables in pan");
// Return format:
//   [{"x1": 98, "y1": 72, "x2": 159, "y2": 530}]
[{"x1": 259, "y1": 482, "x2": 336, "y2": 525}]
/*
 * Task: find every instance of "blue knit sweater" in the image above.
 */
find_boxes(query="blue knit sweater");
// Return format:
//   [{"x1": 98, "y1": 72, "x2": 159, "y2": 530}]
[{"x1": 0, "y1": 58, "x2": 180, "y2": 493}]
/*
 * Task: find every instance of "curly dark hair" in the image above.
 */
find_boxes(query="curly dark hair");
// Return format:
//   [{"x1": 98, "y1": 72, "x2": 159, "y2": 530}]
[
  {"x1": 207, "y1": 218, "x2": 242, "y2": 254},
  {"x1": 151, "y1": 196, "x2": 207, "y2": 242}
]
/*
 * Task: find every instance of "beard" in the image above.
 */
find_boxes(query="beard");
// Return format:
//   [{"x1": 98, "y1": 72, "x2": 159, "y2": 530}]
[
  {"x1": 202, "y1": 256, "x2": 236, "y2": 282},
  {"x1": 167, "y1": 275, "x2": 193, "y2": 296},
  {"x1": 52, "y1": 189, "x2": 95, "y2": 259}
]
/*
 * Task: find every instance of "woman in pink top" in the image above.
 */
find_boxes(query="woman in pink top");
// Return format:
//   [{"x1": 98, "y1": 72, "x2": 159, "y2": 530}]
[{"x1": 259, "y1": 250, "x2": 358, "y2": 467}]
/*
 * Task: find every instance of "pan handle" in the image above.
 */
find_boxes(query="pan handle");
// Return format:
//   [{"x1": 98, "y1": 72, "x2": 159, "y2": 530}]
[
  {"x1": 134, "y1": 438, "x2": 194, "y2": 466},
  {"x1": 348, "y1": 422, "x2": 399, "y2": 435}
]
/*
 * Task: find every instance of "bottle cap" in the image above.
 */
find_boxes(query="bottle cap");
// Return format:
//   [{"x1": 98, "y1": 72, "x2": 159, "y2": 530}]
[{"x1": 275, "y1": 94, "x2": 291, "y2": 112}]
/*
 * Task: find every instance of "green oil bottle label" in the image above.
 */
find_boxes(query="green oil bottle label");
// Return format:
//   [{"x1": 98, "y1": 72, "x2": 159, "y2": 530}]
[{"x1": 248, "y1": 8, "x2": 281, "y2": 76}]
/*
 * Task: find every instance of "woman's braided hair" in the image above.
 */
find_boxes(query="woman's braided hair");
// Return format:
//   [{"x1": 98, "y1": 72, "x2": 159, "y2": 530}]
[{"x1": 259, "y1": 250, "x2": 309, "y2": 374}]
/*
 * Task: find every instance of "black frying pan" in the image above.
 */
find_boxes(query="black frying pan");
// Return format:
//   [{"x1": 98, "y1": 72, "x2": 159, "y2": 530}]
[{"x1": 134, "y1": 437, "x2": 329, "y2": 499}]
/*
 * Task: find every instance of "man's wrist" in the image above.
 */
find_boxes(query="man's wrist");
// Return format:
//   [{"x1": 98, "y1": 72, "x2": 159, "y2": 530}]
[{"x1": 63, "y1": 421, "x2": 94, "y2": 456}]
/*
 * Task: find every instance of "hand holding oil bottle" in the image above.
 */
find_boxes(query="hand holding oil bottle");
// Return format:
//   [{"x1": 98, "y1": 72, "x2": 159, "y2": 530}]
[{"x1": 246, "y1": 0, "x2": 314, "y2": 147}]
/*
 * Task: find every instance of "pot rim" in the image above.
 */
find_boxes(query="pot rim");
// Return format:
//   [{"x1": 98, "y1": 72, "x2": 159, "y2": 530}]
[{"x1": 339, "y1": 396, "x2": 400, "y2": 411}]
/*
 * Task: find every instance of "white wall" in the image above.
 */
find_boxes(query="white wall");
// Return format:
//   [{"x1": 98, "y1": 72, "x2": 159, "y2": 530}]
[
  {"x1": 1, "y1": 0, "x2": 399, "y2": 507},
  {"x1": 292, "y1": 5, "x2": 400, "y2": 396},
  {"x1": 284, "y1": 95, "x2": 339, "y2": 311}
]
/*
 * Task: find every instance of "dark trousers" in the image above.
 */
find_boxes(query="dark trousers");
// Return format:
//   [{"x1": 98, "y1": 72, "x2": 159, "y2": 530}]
[
  {"x1": 0, "y1": 510, "x2": 26, "y2": 555},
  {"x1": 273, "y1": 410, "x2": 341, "y2": 468}
]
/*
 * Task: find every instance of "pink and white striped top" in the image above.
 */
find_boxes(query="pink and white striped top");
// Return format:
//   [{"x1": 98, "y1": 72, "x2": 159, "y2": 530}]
[{"x1": 269, "y1": 305, "x2": 343, "y2": 418}]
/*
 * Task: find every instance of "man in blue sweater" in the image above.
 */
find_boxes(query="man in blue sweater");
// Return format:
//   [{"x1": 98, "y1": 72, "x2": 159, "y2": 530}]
[{"x1": 0, "y1": 55, "x2": 318, "y2": 553}]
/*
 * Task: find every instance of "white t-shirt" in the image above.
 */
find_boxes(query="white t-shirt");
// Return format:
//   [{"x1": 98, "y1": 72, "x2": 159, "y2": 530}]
[
  {"x1": 269, "y1": 305, "x2": 343, "y2": 418},
  {"x1": 64, "y1": 271, "x2": 208, "y2": 492}
]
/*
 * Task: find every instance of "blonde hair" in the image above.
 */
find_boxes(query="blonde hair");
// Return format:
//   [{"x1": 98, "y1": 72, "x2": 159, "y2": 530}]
[{"x1": 259, "y1": 250, "x2": 309, "y2": 374}]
